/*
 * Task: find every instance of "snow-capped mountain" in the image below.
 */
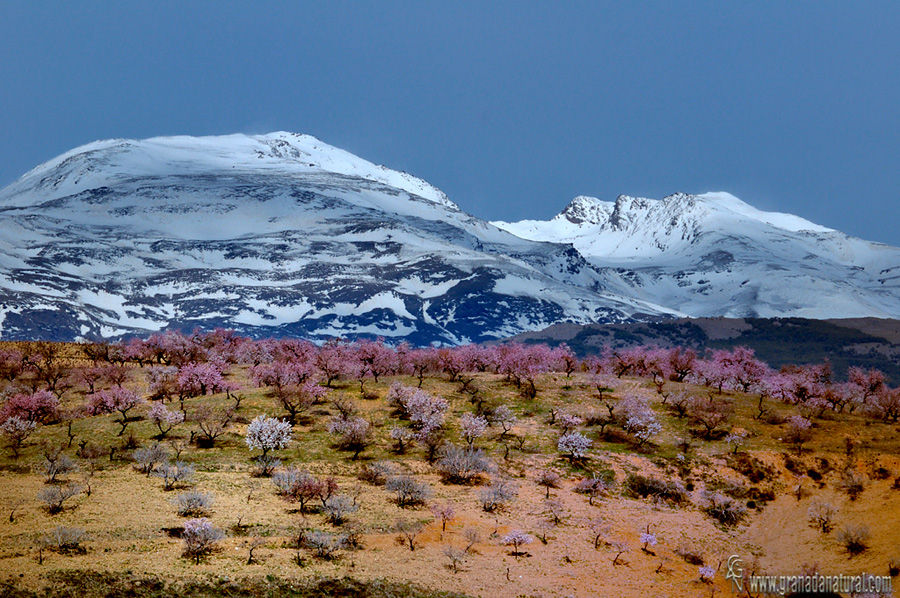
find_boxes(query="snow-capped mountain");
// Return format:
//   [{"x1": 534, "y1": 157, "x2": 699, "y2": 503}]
[
  {"x1": 2, "y1": 134, "x2": 898, "y2": 344},
  {"x1": 0, "y1": 133, "x2": 673, "y2": 343},
  {"x1": 493, "y1": 192, "x2": 900, "y2": 319}
]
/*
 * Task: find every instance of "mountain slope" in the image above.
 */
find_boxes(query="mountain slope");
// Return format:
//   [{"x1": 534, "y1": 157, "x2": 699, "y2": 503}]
[
  {"x1": 0, "y1": 133, "x2": 672, "y2": 343},
  {"x1": 493, "y1": 192, "x2": 900, "y2": 319}
]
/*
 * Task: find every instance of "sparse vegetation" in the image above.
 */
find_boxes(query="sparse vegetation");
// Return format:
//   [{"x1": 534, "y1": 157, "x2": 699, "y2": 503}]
[
  {"x1": 478, "y1": 477, "x2": 517, "y2": 512},
  {"x1": 836, "y1": 523, "x2": 871, "y2": 555},
  {"x1": 181, "y1": 518, "x2": 224, "y2": 563},
  {"x1": 174, "y1": 491, "x2": 214, "y2": 517},
  {"x1": 395, "y1": 517, "x2": 426, "y2": 551},
  {"x1": 623, "y1": 473, "x2": 688, "y2": 504},
  {"x1": 40, "y1": 526, "x2": 89, "y2": 554},
  {"x1": 37, "y1": 483, "x2": 81, "y2": 514},
  {"x1": 701, "y1": 490, "x2": 747, "y2": 525},
  {"x1": 807, "y1": 500, "x2": 838, "y2": 533}
]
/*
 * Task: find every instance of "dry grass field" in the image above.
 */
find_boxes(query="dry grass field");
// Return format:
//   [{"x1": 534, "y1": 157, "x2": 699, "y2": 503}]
[{"x1": 0, "y1": 344, "x2": 898, "y2": 598}]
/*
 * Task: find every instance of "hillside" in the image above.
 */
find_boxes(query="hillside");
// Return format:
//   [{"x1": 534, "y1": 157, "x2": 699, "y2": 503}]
[{"x1": 0, "y1": 336, "x2": 898, "y2": 597}]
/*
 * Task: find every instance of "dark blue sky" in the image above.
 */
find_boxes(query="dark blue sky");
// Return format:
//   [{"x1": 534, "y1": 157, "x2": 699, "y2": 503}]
[{"x1": 2, "y1": 2, "x2": 899, "y2": 245}]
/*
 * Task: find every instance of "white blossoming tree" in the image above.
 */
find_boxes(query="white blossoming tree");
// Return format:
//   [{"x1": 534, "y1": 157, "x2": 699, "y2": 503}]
[
  {"x1": 245, "y1": 415, "x2": 292, "y2": 474},
  {"x1": 558, "y1": 431, "x2": 592, "y2": 460}
]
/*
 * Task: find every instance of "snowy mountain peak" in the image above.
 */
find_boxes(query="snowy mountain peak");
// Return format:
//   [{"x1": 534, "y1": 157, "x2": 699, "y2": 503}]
[
  {"x1": 3, "y1": 132, "x2": 456, "y2": 210},
  {"x1": 494, "y1": 190, "x2": 900, "y2": 321},
  {"x1": 558, "y1": 195, "x2": 613, "y2": 224},
  {"x1": 547, "y1": 191, "x2": 833, "y2": 237}
]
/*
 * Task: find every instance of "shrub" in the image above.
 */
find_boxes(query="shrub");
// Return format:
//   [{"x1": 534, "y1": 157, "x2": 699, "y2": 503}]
[
  {"x1": 327, "y1": 416, "x2": 372, "y2": 459},
  {"x1": 272, "y1": 466, "x2": 304, "y2": 496},
  {"x1": 323, "y1": 494, "x2": 358, "y2": 525},
  {"x1": 182, "y1": 518, "x2": 224, "y2": 563},
  {"x1": 386, "y1": 475, "x2": 431, "y2": 507},
  {"x1": 394, "y1": 517, "x2": 426, "y2": 551},
  {"x1": 701, "y1": 490, "x2": 747, "y2": 525},
  {"x1": 42, "y1": 450, "x2": 77, "y2": 483},
  {"x1": 838, "y1": 470, "x2": 867, "y2": 500},
  {"x1": 175, "y1": 491, "x2": 214, "y2": 516},
  {"x1": 674, "y1": 543, "x2": 705, "y2": 565},
  {"x1": 343, "y1": 522, "x2": 365, "y2": 551},
  {"x1": 435, "y1": 445, "x2": 493, "y2": 483},
  {"x1": 727, "y1": 452, "x2": 774, "y2": 484},
  {"x1": 38, "y1": 484, "x2": 81, "y2": 514},
  {"x1": 623, "y1": 474, "x2": 688, "y2": 504},
  {"x1": 152, "y1": 461, "x2": 195, "y2": 491},
  {"x1": 873, "y1": 466, "x2": 892, "y2": 480},
  {"x1": 836, "y1": 524, "x2": 870, "y2": 555},
  {"x1": 575, "y1": 477, "x2": 608, "y2": 506},
  {"x1": 807, "y1": 500, "x2": 838, "y2": 533},
  {"x1": 479, "y1": 477, "x2": 517, "y2": 513},
  {"x1": 41, "y1": 526, "x2": 89, "y2": 554},
  {"x1": 133, "y1": 443, "x2": 170, "y2": 475},
  {"x1": 358, "y1": 461, "x2": 395, "y2": 486},
  {"x1": 889, "y1": 554, "x2": 900, "y2": 577},
  {"x1": 301, "y1": 529, "x2": 345, "y2": 559}
]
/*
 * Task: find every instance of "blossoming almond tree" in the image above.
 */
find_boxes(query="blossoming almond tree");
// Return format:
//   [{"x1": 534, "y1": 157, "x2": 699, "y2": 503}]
[{"x1": 245, "y1": 415, "x2": 292, "y2": 474}]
